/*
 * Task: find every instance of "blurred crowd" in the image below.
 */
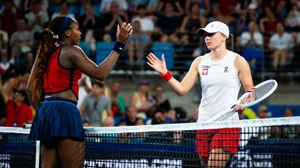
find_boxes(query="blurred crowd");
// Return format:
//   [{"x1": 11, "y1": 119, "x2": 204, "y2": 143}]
[
  {"x1": 0, "y1": 0, "x2": 300, "y2": 75},
  {"x1": 0, "y1": 0, "x2": 299, "y2": 131}
]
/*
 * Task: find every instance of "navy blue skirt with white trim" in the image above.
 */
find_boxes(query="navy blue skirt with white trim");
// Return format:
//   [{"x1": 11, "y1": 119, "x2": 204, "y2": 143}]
[{"x1": 29, "y1": 97, "x2": 85, "y2": 141}]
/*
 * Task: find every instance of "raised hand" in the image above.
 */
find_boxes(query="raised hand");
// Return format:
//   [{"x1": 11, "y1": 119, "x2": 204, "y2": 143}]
[
  {"x1": 116, "y1": 22, "x2": 133, "y2": 44},
  {"x1": 146, "y1": 52, "x2": 168, "y2": 74}
]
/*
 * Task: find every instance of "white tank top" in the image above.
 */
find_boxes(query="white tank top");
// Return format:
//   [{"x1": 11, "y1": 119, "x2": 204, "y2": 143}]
[{"x1": 198, "y1": 50, "x2": 241, "y2": 123}]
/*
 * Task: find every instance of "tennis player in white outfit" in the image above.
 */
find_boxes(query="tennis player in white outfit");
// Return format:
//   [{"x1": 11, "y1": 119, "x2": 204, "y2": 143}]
[{"x1": 147, "y1": 21, "x2": 254, "y2": 167}]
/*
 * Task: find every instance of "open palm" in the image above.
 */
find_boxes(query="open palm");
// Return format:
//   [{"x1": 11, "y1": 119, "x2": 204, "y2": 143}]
[{"x1": 146, "y1": 52, "x2": 167, "y2": 74}]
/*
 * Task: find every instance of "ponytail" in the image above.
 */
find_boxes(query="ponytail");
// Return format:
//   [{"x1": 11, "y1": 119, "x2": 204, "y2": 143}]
[
  {"x1": 31, "y1": 29, "x2": 59, "y2": 100},
  {"x1": 31, "y1": 16, "x2": 73, "y2": 100},
  {"x1": 226, "y1": 34, "x2": 234, "y2": 51}
]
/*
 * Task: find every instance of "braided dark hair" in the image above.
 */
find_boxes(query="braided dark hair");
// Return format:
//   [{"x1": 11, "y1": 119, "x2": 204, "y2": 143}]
[{"x1": 31, "y1": 16, "x2": 73, "y2": 100}]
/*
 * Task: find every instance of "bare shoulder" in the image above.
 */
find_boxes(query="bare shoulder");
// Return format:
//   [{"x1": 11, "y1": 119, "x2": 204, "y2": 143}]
[
  {"x1": 234, "y1": 55, "x2": 248, "y2": 65},
  {"x1": 61, "y1": 45, "x2": 84, "y2": 54},
  {"x1": 234, "y1": 55, "x2": 250, "y2": 71},
  {"x1": 190, "y1": 56, "x2": 202, "y2": 70},
  {"x1": 60, "y1": 45, "x2": 86, "y2": 60}
]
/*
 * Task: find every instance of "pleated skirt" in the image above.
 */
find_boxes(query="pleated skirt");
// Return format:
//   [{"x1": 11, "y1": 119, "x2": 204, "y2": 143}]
[{"x1": 29, "y1": 97, "x2": 85, "y2": 141}]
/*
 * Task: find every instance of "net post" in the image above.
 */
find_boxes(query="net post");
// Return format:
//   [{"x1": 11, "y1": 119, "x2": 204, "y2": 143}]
[{"x1": 35, "y1": 140, "x2": 40, "y2": 168}]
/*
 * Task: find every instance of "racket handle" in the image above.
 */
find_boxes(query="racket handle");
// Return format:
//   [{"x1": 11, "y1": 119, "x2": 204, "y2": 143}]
[{"x1": 230, "y1": 104, "x2": 237, "y2": 109}]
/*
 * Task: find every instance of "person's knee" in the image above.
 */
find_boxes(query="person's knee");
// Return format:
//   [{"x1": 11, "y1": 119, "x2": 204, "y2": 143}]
[{"x1": 209, "y1": 148, "x2": 230, "y2": 166}]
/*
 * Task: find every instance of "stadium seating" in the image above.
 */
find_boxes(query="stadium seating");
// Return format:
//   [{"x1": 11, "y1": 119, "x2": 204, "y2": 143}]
[
  {"x1": 78, "y1": 41, "x2": 90, "y2": 58},
  {"x1": 95, "y1": 42, "x2": 115, "y2": 65},
  {"x1": 152, "y1": 43, "x2": 175, "y2": 70},
  {"x1": 54, "y1": 5, "x2": 78, "y2": 14}
]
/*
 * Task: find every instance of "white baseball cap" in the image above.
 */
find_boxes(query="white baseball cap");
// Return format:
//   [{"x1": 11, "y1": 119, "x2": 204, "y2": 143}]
[{"x1": 196, "y1": 21, "x2": 229, "y2": 38}]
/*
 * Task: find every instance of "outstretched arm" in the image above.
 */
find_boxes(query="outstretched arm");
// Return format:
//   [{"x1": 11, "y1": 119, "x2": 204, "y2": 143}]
[
  {"x1": 147, "y1": 53, "x2": 201, "y2": 96},
  {"x1": 71, "y1": 23, "x2": 133, "y2": 81}
]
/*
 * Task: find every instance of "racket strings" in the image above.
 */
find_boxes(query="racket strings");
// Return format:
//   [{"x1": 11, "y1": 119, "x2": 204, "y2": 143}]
[{"x1": 254, "y1": 81, "x2": 276, "y2": 100}]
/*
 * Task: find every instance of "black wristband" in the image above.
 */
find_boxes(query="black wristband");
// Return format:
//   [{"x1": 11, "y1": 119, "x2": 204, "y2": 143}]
[{"x1": 112, "y1": 41, "x2": 125, "y2": 54}]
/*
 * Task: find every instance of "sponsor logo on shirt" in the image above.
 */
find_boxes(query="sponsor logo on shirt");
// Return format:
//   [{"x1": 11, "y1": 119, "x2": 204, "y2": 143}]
[{"x1": 202, "y1": 68, "x2": 209, "y2": 75}]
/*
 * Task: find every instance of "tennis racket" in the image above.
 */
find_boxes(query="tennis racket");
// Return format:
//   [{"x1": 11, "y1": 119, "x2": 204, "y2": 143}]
[{"x1": 213, "y1": 79, "x2": 278, "y2": 121}]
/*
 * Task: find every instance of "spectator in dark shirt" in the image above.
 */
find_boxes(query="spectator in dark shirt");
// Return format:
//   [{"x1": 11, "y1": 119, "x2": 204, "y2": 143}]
[
  {"x1": 119, "y1": 105, "x2": 144, "y2": 126},
  {"x1": 156, "y1": 2, "x2": 181, "y2": 44},
  {"x1": 77, "y1": 3, "x2": 102, "y2": 51},
  {"x1": 102, "y1": 1, "x2": 128, "y2": 41}
]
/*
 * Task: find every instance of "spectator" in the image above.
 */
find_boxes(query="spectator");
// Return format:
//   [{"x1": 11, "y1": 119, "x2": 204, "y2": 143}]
[
  {"x1": 3, "y1": 70, "x2": 29, "y2": 98},
  {"x1": 284, "y1": 107, "x2": 294, "y2": 117},
  {"x1": 0, "y1": 1, "x2": 17, "y2": 36},
  {"x1": 25, "y1": 1, "x2": 49, "y2": 42},
  {"x1": 128, "y1": 0, "x2": 158, "y2": 15},
  {"x1": 119, "y1": 106, "x2": 145, "y2": 143},
  {"x1": 102, "y1": 1, "x2": 128, "y2": 41},
  {"x1": 129, "y1": 80, "x2": 155, "y2": 118},
  {"x1": 77, "y1": 3, "x2": 102, "y2": 52},
  {"x1": 259, "y1": 6, "x2": 277, "y2": 35},
  {"x1": 10, "y1": 17, "x2": 34, "y2": 69},
  {"x1": 126, "y1": 20, "x2": 149, "y2": 68},
  {"x1": 275, "y1": 0, "x2": 288, "y2": 22},
  {"x1": 296, "y1": 32, "x2": 300, "y2": 79},
  {"x1": 0, "y1": 19, "x2": 9, "y2": 50},
  {"x1": 77, "y1": 74, "x2": 92, "y2": 108},
  {"x1": 257, "y1": 105, "x2": 269, "y2": 119},
  {"x1": 235, "y1": 3, "x2": 261, "y2": 37},
  {"x1": 240, "y1": 20, "x2": 263, "y2": 73},
  {"x1": 145, "y1": 109, "x2": 178, "y2": 144},
  {"x1": 208, "y1": 3, "x2": 235, "y2": 27},
  {"x1": 101, "y1": 117, "x2": 118, "y2": 143},
  {"x1": 282, "y1": 108, "x2": 296, "y2": 139},
  {"x1": 157, "y1": 0, "x2": 184, "y2": 16},
  {"x1": 51, "y1": 1, "x2": 75, "y2": 20},
  {"x1": 156, "y1": 2, "x2": 181, "y2": 44},
  {"x1": 109, "y1": 81, "x2": 126, "y2": 118},
  {"x1": 0, "y1": 83, "x2": 33, "y2": 127},
  {"x1": 100, "y1": 0, "x2": 128, "y2": 14},
  {"x1": 101, "y1": 80, "x2": 111, "y2": 99},
  {"x1": 256, "y1": 105, "x2": 271, "y2": 139},
  {"x1": 284, "y1": 4, "x2": 300, "y2": 39},
  {"x1": 0, "y1": 74, "x2": 6, "y2": 125},
  {"x1": 180, "y1": 3, "x2": 206, "y2": 55},
  {"x1": 79, "y1": 81, "x2": 112, "y2": 127},
  {"x1": 150, "y1": 83, "x2": 171, "y2": 117},
  {"x1": 188, "y1": 107, "x2": 198, "y2": 123},
  {"x1": 268, "y1": 126, "x2": 288, "y2": 139},
  {"x1": 103, "y1": 116, "x2": 115, "y2": 127},
  {"x1": 119, "y1": 105, "x2": 144, "y2": 126},
  {"x1": 131, "y1": 5, "x2": 155, "y2": 33},
  {"x1": 185, "y1": 0, "x2": 210, "y2": 16},
  {"x1": 268, "y1": 22, "x2": 295, "y2": 73}
]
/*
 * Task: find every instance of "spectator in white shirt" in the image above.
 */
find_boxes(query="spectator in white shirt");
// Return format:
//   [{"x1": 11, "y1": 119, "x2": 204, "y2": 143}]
[
  {"x1": 100, "y1": 0, "x2": 128, "y2": 14},
  {"x1": 131, "y1": 5, "x2": 155, "y2": 33},
  {"x1": 25, "y1": 1, "x2": 49, "y2": 40},
  {"x1": 268, "y1": 22, "x2": 295, "y2": 72},
  {"x1": 51, "y1": 1, "x2": 75, "y2": 20},
  {"x1": 240, "y1": 20, "x2": 263, "y2": 73}
]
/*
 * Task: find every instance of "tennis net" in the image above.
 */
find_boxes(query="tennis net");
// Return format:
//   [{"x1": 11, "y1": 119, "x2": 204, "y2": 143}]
[{"x1": 1, "y1": 117, "x2": 300, "y2": 168}]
